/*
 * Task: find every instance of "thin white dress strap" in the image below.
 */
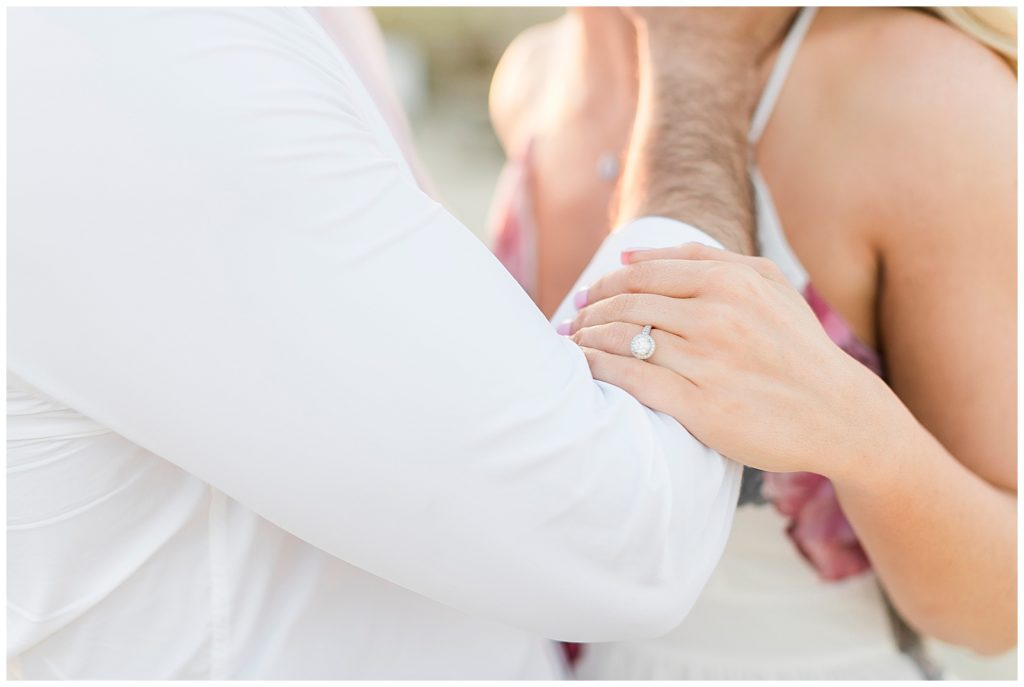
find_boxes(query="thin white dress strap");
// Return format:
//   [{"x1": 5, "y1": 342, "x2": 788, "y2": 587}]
[
  {"x1": 750, "y1": 7, "x2": 818, "y2": 290},
  {"x1": 749, "y1": 7, "x2": 818, "y2": 145},
  {"x1": 752, "y1": 168, "x2": 808, "y2": 289}
]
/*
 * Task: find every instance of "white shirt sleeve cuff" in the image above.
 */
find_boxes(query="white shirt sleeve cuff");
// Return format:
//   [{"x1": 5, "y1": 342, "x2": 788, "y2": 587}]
[{"x1": 549, "y1": 217, "x2": 724, "y2": 325}]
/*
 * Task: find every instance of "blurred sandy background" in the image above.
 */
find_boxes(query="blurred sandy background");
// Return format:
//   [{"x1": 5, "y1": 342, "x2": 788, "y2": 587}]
[
  {"x1": 371, "y1": 7, "x2": 1016, "y2": 680},
  {"x1": 373, "y1": 7, "x2": 559, "y2": 241}
]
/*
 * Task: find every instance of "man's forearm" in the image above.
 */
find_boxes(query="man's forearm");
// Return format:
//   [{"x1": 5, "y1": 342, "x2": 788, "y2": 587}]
[{"x1": 615, "y1": 20, "x2": 766, "y2": 255}]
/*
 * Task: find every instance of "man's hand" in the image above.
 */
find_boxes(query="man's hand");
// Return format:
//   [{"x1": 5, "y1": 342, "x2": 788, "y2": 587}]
[{"x1": 614, "y1": 8, "x2": 798, "y2": 254}]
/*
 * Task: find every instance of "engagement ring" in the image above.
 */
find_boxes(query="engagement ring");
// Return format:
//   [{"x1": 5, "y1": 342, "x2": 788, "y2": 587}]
[{"x1": 630, "y1": 325, "x2": 656, "y2": 361}]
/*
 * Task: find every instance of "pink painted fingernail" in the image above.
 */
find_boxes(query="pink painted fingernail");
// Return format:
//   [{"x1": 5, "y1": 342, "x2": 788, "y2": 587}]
[
  {"x1": 621, "y1": 247, "x2": 655, "y2": 264},
  {"x1": 573, "y1": 288, "x2": 588, "y2": 309},
  {"x1": 556, "y1": 320, "x2": 572, "y2": 335}
]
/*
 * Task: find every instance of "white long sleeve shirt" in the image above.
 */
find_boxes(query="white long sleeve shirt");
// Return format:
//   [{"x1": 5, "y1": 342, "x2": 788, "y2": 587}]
[{"x1": 8, "y1": 7, "x2": 741, "y2": 679}]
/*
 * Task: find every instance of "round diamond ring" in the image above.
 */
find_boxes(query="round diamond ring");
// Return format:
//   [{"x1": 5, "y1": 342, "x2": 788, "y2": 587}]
[{"x1": 630, "y1": 325, "x2": 656, "y2": 361}]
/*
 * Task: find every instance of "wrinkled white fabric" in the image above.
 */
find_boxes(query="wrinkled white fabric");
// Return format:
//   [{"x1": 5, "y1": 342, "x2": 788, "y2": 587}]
[{"x1": 9, "y1": 7, "x2": 739, "y2": 679}]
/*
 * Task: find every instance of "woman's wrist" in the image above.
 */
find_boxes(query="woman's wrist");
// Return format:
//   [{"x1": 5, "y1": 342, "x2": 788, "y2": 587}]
[{"x1": 819, "y1": 359, "x2": 920, "y2": 491}]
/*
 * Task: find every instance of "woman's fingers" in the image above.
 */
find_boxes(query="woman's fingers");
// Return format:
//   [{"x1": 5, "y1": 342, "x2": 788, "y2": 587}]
[
  {"x1": 579, "y1": 346, "x2": 699, "y2": 418},
  {"x1": 576, "y1": 252, "x2": 780, "y2": 311},
  {"x1": 572, "y1": 322, "x2": 701, "y2": 386},
  {"x1": 573, "y1": 322, "x2": 663, "y2": 361},
  {"x1": 568, "y1": 293, "x2": 701, "y2": 337},
  {"x1": 572, "y1": 242, "x2": 786, "y2": 311},
  {"x1": 623, "y1": 242, "x2": 788, "y2": 284},
  {"x1": 620, "y1": 241, "x2": 727, "y2": 266},
  {"x1": 577, "y1": 259, "x2": 721, "y2": 307}
]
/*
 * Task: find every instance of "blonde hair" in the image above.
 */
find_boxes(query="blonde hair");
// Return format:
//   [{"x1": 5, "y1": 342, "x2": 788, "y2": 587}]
[{"x1": 934, "y1": 6, "x2": 1016, "y2": 69}]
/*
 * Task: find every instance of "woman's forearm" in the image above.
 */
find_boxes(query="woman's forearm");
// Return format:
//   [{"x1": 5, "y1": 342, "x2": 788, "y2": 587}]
[
  {"x1": 830, "y1": 383, "x2": 1017, "y2": 654},
  {"x1": 567, "y1": 247, "x2": 1017, "y2": 653}
]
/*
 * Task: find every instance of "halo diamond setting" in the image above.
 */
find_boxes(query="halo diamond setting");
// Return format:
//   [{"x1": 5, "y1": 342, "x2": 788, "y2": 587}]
[{"x1": 630, "y1": 325, "x2": 656, "y2": 361}]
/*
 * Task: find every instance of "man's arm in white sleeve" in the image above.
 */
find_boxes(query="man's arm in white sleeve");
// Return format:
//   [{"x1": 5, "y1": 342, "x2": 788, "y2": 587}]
[{"x1": 8, "y1": 9, "x2": 739, "y2": 642}]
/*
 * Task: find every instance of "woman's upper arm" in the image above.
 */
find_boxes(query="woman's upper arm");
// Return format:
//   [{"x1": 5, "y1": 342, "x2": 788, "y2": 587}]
[{"x1": 860, "y1": 17, "x2": 1016, "y2": 490}]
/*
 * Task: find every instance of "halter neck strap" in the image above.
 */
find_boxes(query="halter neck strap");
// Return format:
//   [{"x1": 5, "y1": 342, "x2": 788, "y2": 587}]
[{"x1": 749, "y1": 7, "x2": 818, "y2": 144}]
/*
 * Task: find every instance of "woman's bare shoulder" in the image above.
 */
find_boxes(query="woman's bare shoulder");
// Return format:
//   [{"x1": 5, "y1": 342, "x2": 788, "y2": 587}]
[
  {"x1": 800, "y1": 7, "x2": 1015, "y2": 240},
  {"x1": 488, "y1": 17, "x2": 567, "y2": 156},
  {"x1": 822, "y1": 7, "x2": 1013, "y2": 107}
]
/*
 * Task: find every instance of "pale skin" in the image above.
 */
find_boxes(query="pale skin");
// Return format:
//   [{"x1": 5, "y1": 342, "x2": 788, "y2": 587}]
[
  {"x1": 495, "y1": 8, "x2": 1017, "y2": 655},
  {"x1": 490, "y1": 8, "x2": 636, "y2": 315}
]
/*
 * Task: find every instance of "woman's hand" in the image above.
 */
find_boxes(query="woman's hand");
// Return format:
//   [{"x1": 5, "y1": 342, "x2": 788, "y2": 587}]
[{"x1": 567, "y1": 243, "x2": 908, "y2": 480}]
